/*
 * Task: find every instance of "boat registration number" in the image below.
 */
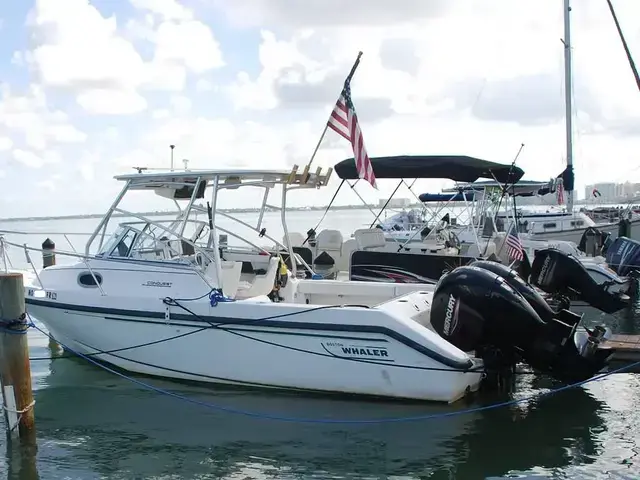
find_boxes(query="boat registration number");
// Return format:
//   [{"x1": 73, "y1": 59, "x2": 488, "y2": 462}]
[{"x1": 26, "y1": 289, "x2": 57, "y2": 300}]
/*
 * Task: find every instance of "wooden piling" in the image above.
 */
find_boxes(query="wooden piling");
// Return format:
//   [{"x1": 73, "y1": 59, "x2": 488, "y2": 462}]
[
  {"x1": 618, "y1": 218, "x2": 631, "y2": 238},
  {"x1": 0, "y1": 273, "x2": 36, "y2": 441}
]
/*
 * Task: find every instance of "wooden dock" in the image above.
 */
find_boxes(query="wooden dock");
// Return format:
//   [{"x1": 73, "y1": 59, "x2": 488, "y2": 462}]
[{"x1": 604, "y1": 334, "x2": 640, "y2": 373}]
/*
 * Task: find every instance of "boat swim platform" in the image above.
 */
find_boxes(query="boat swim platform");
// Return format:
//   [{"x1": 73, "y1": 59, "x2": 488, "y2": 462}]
[{"x1": 602, "y1": 334, "x2": 640, "y2": 373}]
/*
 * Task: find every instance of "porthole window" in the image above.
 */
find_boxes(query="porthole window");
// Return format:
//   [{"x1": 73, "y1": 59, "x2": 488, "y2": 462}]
[{"x1": 78, "y1": 272, "x2": 103, "y2": 288}]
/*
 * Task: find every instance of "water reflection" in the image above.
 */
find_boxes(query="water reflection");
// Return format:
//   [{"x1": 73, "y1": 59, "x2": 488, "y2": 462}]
[
  {"x1": 22, "y1": 356, "x2": 610, "y2": 479},
  {"x1": 5, "y1": 433, "x2": 39, "y2": 480}
]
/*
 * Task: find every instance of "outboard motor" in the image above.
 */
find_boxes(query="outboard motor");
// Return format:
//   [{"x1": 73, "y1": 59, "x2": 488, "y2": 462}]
[
  {"x1": 605, "y1": 236, "x2": 640, "y2": 277},
  {"x1": 530, "y1": 248, "x2": 631, "y2": 314},
  {"x1": 430, "y1": 266, "x2": 612, "y2": 384},
  {"x1": 469, "y1": 260, "x2": 555, "y2": 323},
  {"x1": 430, "y1": 266, "x2": 545, "y2": 355}
]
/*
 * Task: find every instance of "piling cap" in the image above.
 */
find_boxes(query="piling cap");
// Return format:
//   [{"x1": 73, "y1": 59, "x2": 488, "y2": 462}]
[{"x1": 42, "y1": 238, "x2": 55, "y2": 249}]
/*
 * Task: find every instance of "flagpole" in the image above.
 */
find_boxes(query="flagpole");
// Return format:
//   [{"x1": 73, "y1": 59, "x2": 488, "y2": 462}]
[{"x1": 302, "y1": 51, "x2": 364, "y2": 182}]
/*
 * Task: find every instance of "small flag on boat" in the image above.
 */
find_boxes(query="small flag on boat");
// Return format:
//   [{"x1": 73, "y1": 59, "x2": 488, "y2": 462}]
[
  {"x1": 592, "y1": 188, "x2": 601, "y2": 198},
  {"x1": 506, "y1": 224, "x2": 524, "y2": 262},
  {"x1": 556, "y1": 177, "x2": 564, "y2": 205},
  {"x1": 327, "y1": 79, "x2": 377, "y2": 189}
]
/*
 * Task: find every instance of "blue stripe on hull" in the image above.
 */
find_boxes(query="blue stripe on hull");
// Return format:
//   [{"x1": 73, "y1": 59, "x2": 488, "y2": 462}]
[{"x1": 26, "y1": 298, "x2": 473, "y2": 370}]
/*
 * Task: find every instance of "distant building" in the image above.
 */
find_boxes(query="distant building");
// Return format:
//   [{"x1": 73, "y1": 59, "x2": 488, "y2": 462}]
[
  {"x1": 585, "y1": 181, "x2": 640, "y2": 203},
  {"x1": 379, "y1": 197, "x2": 411, "y2": 208}
]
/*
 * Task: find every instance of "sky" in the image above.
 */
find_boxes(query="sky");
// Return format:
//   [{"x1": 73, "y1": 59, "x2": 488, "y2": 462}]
[{"x1": 0, "y1": 0, "x2": 639, "y2": 217}]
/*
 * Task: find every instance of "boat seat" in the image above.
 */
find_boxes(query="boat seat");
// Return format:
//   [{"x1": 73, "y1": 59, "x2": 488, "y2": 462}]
[
  {"x1": 284, "y1": 232, "x2": 305, "y2": 247},
  {"x1": 181, "y1": 240, "x2": 195, "y2": 256},
  {"x1": 353, "y1": 228, "x2": 386, "y2": 250},
  {"x1": 205, "y1": 260, "x2": 243, "y2": 299},
  {"x1": 237, "y1": 256, "x2": 280, "y2": 299},
  {"x1": 337, "y1": 238, "x2": 357, "y2": 272},
  {"x1": 316, "y1": 229, "x2": 343, "y2": 253}
]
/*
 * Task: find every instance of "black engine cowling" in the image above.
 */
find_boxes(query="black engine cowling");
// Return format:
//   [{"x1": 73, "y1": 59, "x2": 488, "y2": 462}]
[
  {"x1": 431, "y1": 266, "x2": 547, "y2": 354},
  {"x1": 468, "y1": 260, "x2": 556, "y2": 323},
  {"x1": 530, "y1": 248, "x2": 630, "y2": 314},
  {"x1": 430, "y1": 265, "x2": 612, "y2": 383}
]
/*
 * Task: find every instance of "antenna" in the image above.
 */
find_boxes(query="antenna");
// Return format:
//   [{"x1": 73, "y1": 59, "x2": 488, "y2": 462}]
[{"x1": 170, "y1": 145, "x2": 175, "y2": 171}]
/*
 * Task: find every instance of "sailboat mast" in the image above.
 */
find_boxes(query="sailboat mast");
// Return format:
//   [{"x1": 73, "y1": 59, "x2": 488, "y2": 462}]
[{"x1": 563, "y1": 0, "x2": 574, "y2": 212}]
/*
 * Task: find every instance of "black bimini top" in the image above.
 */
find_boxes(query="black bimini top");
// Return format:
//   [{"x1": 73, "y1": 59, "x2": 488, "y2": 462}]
[
  {"x1": 334, "y1": 155, "x2": 524, "y2": 184},
  {"x1": 418, "y1": 192, "x2": 476, "y2": 203}
]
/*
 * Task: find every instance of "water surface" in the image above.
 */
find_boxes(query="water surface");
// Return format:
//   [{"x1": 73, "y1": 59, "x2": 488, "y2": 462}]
[{"x1": 0, "y1": 212, "x2": 638, "y2": 479}]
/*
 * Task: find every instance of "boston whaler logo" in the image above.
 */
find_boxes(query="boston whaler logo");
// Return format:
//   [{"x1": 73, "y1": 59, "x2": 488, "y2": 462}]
[
  {"x1": 321, "y1": 341, "x2": 392, "y2": 361},
  {"x1": 442, "y1": 294, "x2": 459, "y2": 336}
]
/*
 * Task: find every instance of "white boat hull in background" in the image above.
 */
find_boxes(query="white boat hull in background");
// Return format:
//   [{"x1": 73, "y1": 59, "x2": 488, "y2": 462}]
[{"x1": 532, "y1": 218, "x2": 640, "y2": 245}]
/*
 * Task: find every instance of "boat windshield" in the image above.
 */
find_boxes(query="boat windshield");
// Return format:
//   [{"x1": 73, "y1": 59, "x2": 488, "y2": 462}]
[
  {"x1": 94, "y1": 219, "x2": 213, "y2": 262},
  {"x1": 97, "y1": 226, "x2": 139, "y2": 257}
]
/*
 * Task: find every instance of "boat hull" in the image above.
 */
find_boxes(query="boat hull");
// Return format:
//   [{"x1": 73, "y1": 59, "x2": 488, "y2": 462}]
[
  {"x1": 532, "y1": 218, "x2": 640, "y2": 244},
  {"x1": 26, "y1": 296, "x2": 483, "y2": 403}
]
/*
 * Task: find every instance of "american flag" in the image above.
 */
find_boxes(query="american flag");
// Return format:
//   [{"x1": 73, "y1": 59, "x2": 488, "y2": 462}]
[
  {"x1": 556, "y1": 177, "x2": 564, "y2": 205},
  {"x1": 506, "y1": 224, "x2": 524, "y2": 262},
  {"x1": 327, "y1": 80, "x2": 377, "y2": 188}
]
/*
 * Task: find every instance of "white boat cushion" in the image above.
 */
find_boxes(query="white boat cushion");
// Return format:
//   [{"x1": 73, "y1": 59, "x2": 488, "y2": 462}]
[
  {"x1": 353, "y1": 228, "x2": 386, "y2": 250},
  {"x1": 316, "y1": 229, "x2": 343, "y2": 251}
]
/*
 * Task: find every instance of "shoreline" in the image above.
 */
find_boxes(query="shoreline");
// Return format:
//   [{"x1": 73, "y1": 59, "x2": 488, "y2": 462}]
[
  {"x1": 0, "y1": 200, "x2": 624, "y2": 223},
  {"x1": 0, "y1": 204, "x2": 386, "y2": 223}
]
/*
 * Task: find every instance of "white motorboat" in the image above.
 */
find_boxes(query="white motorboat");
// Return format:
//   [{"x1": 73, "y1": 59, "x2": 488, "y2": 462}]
[
  {"x1": 289, "y1": 154, "x2": 526, "y2": 283},
  {"x1": 281, "y1": 156, "x2": 638, "y2": 319},
  {"x1": 20, "y1": 167, "x2": 484, "y2": 403},
  {"x1": 446, "y1": 179, "x2": 640, "y2": 246},
  {"x1": 16, "y1": 166, "x2": 612, "y2": 403}
]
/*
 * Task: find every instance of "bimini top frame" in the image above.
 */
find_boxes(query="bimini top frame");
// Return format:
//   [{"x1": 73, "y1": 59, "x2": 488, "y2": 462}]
[
  {"x1": 85, "y1": 164, "x2": 333, "y2": 279},
  {"x1": 325, "y1": 155, "x2": 523, "y2": 250}
]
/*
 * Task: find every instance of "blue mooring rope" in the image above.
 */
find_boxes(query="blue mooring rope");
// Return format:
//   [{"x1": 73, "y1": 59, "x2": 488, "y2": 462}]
[
  {"x1": 0, "y1": 314, "x2": 36, "y2": 335},
  {"x1": 25, "y1": 318, "x2": 640, "y2": 425},
  {"x1": 209, "y1": 289, "x2": 235, "y2": 307}
]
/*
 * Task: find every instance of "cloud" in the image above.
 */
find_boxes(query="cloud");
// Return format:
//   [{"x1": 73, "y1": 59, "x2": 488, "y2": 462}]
[
  {"x1": 195, "y1": 79, "x2": 215, "y2": 92},
  {"x1": 129, "y1": 0, "x2": 193, "y2": 21},
  {"x1": 12, "y1": 149, "x2": 60, "y2": 169},
  {"x1": 379, "y1": 38, "x2": 420, "y2": 76},
  {"x1": 215, "y1": 0, "x2": 450, "y2": 27},
  {"x1": 0, "y1": 84, "x2": 86, "y2": 151},
  {"x1": 129, "y1": 115, "x2": 318, "y2": 171},
  {"x1": 0, "y1": 136, "x2": 13, "y2": 151},
  {"x1": 151, "y1": 20, "x2": 224, "y2": 73},
  {"x1": 449, "y1": 74, "x2": 566, "y2": 126},
  {"x1": 1, "y1": 0, "x2": 640, "y2": 219},
  {"x1": 29, "y1": 0, "x2": 146, "y2": 91},
  {"x1": 76, "y1": 89, "x2": 148, "y2": 115},
  {"x1": 24, "y1": 0, "x2": 224, "y2": 115}
]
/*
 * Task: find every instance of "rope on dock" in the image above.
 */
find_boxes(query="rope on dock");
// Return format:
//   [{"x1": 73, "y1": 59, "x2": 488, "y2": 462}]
[
  {"x1": 2, "y1": 399, "x2": 36, "y2": 433},
  {"x1": 24, "y1": 315, "x2": 640, "y2": 425},
  {"x1": 3, "y1": 400, "x2": 36, "y2": 415},
  {"x1": 0, "y1": 313, "x2": 35, "y2": 335}
]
